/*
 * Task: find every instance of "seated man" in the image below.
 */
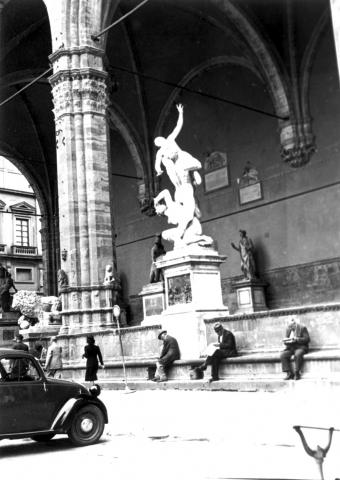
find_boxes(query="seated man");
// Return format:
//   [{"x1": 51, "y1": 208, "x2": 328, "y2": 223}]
[
  {"x1": 280, "y1": 318, "x2": 310, "y2": 380},
  {"x1": 197, "y1": 322, "x2": 237, "y2": 382},
  {"x1": 153, "y1": 330, "x2": 180, "y2": 382}
]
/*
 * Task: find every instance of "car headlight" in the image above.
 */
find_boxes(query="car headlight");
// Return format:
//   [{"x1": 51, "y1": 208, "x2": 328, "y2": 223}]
[{"x1": 89, "y1": 384, "x2": 101, "y2": 397}]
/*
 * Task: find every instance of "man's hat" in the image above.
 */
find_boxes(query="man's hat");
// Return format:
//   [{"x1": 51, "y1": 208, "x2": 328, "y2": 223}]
[
  {"x1": 213, "y1": 322, "x2": 223, "y2": 331},
  {"x1": 15, "y1": 333, "x2": 23, "y2": 341},
  {"x1": 158, "y1": 330, "x2": 167, "y2": 340}
]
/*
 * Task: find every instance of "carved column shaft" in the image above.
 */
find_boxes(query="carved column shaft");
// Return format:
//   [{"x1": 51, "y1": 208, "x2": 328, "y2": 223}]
[{"x1": 49, "y1": 46, "x2": 116, "y2": 333}]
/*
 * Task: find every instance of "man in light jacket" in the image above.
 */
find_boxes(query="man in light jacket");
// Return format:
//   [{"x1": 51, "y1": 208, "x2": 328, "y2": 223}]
[
  {"x1": 280, "y1": 318, "x2": 310, "y2": 380},
  {"x1": 45, "y1": 336, "x2": 63, "y2": 378}
]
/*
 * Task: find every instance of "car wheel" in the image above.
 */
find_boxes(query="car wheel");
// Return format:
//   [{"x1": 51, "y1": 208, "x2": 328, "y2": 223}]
[
  {"x1": 31, "y1": 433, "x2": 55, "y2": 442},
  {"x1": 67, "y1": 404, "x2": 104, "y2": 446}
]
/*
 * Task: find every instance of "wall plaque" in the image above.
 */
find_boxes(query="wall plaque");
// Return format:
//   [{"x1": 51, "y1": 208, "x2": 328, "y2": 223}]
[
  {"x1": 144, "y1": 294, "x2": 164, "y2": 317},
  {"x1": 3, "y1": 328, "x2": 15, "y2": 341},
  {"x1": 239, "y1": 181, "x2": 262, "y2": 205},
  {"x1": 204, "y1": 151, "x2": 229, "y2": 192},
  {"x1": 167, "y1": 274, "x2": 192, "y2": 306}
]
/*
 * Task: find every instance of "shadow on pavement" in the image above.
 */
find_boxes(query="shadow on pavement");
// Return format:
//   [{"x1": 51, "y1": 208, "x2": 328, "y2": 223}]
[{"x1": 0, "y1": 436, "x2": 109, "y2": 457}]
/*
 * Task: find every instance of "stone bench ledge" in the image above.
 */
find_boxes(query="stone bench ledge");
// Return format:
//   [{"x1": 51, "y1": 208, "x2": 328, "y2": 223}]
[{"x1": 61, "y1": 348, "x2": 340, "y2": 371}]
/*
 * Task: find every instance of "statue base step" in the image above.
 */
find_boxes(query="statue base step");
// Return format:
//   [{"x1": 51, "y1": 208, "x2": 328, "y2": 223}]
[{"x1": 231, "y1": 278, "x2": 268, "y2": 313}]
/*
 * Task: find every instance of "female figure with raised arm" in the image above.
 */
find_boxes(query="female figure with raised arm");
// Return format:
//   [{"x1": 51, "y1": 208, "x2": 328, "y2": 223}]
[{"x1": 154, "y1": 104, "x2": 202, "y2": 242}]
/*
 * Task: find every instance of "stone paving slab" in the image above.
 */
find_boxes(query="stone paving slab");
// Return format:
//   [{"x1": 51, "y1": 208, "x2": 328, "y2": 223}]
[
  {"x1": 97, "y1": 377, "x2": 340, "y2": 393},
  {"x1": 1, "y1": 387, "x2": 340, "y2": 480}
]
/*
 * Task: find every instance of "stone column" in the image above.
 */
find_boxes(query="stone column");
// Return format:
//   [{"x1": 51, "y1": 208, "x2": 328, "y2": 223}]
[
  {"x1": 49, "y1": 46, "x2": 116, "y2": 333},
  {"x1": 331, "y1": 0, "x2": 340, "y2": 84}
]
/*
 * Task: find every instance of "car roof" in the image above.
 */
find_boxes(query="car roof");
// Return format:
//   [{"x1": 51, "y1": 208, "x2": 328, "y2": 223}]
[{"x1": 0, "y1": 348, "x2": 34, "y2": 358}]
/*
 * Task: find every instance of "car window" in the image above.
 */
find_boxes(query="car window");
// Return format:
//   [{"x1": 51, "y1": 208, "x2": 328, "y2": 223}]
[{"x1": 0, "y1": 356, "x2": 42, "y2": 382}]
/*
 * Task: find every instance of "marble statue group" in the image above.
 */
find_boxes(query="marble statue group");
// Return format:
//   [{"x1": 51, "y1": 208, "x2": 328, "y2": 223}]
[{"x1": 153, "y1": 104, "x2": 213, "y2": 249}]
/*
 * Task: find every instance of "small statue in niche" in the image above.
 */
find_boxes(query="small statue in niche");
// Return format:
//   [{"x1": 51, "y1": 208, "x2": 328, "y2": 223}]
[
  {"x1": 149, "y1": 234, "x2": 166, "y2": 283},
  {"x1": 57, "y1": 269, "x2": 68, "y2": 290},
  {"x1": 240, "y1": 161, "x2": 259, "y2": 186},
  {"x1": 0, "y1": 273, "x2": 18, "y2": 312},
  {"x1": 103, "y1": 264, "x2": 115, "y2": 285},
  {"x1": 0, "y1": 262, "x2": 9, "y2": 290},
  {"x1": 231, "y1": 230, "x2": 257, "y2": 280}
]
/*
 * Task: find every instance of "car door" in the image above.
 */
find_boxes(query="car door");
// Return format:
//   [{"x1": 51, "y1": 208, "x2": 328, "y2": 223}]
[{"x1": 0, "y1": 355, "x2": 75, "y2": 434}]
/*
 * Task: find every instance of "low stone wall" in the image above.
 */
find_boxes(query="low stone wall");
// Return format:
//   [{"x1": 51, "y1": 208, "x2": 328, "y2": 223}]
[
  {"x1": 205, "y1": 303, "x2": 340, "y2": 353},
  {"x1": 24, "y1": 303, "x2": 340, "y2": 377},
  {"x1": 58, "y1": 323, "x2": 162, "y2": 366},
  {"x1": 223, "y1": 257, "x2": 340, "y2": 312}
]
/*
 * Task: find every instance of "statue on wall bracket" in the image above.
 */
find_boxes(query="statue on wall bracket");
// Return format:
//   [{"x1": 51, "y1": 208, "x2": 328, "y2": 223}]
[{"x1": 238, "y1": 162, "x2": 262, "y2": 205}]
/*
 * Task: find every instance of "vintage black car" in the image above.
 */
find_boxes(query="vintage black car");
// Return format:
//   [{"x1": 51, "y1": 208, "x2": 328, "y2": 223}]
[{"x1": 0, "y1": 348, "x2": 108, "y2": 446}]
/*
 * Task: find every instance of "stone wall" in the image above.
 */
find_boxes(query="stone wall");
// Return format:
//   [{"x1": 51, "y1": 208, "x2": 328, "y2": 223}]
[
  {"x1": 112, "y1": 28, "x2": 340, "y2": 318},
  {"x1": 205, "y1": 304, "x2": 340, "y2": 353},
  {"x1": 53, "y1": 304, "x2": 340, "y2": 368},
  {"x1": 223, "y1": 257, "x2": 340, "y2": 313},
  {"x1": 58, "y1": 324, "x2": 162, "y2": 366}
]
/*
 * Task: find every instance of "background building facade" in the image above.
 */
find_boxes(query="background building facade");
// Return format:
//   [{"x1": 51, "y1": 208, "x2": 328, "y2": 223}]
[{"x1": 0, "y1": 157, "x2": 43, "y2": 293}]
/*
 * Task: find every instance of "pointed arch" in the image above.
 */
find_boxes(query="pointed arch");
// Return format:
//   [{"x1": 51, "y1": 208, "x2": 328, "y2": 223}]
[{"x1": 154, "y1": 55, "x2": 264, "y2": 139}]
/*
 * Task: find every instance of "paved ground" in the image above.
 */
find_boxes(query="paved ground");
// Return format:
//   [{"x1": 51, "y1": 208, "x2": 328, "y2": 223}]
[{"x1": 1, "y1": 383, "x2": 340, "y2": 480}]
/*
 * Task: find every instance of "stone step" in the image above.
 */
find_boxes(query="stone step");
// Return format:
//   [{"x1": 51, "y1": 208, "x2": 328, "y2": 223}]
[
  {"x1": 94, "y1": 377, "x2": 340, "y2": 392},
  {"x1": 62, "y1": 348, "x2": 340, "y2": 388}
]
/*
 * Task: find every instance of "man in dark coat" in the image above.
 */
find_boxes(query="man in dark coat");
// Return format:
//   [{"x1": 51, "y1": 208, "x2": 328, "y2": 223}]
[
  {"x1": 11, "y1": 333, "x2": 29, "y2": 379},
  {"x1": 197, "y1": 322, "x2": 237, "y2": 382},
  {"x1": 12, "y1": 333, "x2": 29, "y2": 351},
  {"x1": 280, "y1": 318, "x2": 310, "y2": 380},
  {"x1": 149, "y1": 234, "x2": 166, "y2": 283},
  {"x1": 153, "y1": 330, "x2": 180, "y2": 382}
]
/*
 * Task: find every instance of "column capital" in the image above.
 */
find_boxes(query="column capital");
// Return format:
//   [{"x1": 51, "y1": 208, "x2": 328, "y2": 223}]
[
  {"x1": 279, "y1": 120, "x2": 316, "y2": 168},
  {"x1": 49, "y1": 45, "x2": 105, "y2": 64},
  {"x1": 49, "y1": 68, "x2": 108, "y2": 120}
]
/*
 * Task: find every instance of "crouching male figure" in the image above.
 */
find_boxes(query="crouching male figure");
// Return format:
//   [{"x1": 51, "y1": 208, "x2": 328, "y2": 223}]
[
  {"x1": 153, "y1": 330, "x2": 180, "y2": 382},
  {"x1": 280, "y1": 318, "x2": 310, "y2": 380},
  {"x1": 198, "y1": 322, "x2": 237, "y2": 382}
]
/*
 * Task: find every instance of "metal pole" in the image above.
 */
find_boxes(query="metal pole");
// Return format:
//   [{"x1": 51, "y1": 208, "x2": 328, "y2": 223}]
[{"x1": 113, "y1": 305, "x2": 135, "y2": 394}]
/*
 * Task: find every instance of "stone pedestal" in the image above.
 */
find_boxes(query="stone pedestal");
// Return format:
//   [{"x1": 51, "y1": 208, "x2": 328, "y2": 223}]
[
  {"x1": 139, "y1": 282, "x2": 165, "y2": 326},
  {"x1": 59, "y1": 285, "x2": 118, "y2": 335},
  {"x1": 231, "y1": 278, "x2": 268, "y2": 314},
  {"x1": 155, "y1": 246, "x2": 229, "y2": 359}
]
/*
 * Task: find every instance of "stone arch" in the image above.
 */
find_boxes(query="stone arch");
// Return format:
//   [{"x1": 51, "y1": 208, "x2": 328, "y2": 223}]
[
  {"x1": 301, "y1": 11, "x2": 329, "y2": 122},
  {"x1": 207, "y1": 0, "x2": 319, "y2": 166},
  {"x1": 0, "y1": 142, "x2": 47, "y2": 218},
  {"x1": 0, "y1": 142, "x2": 58, "y2": 295},
  {"x1": 154, "y1": 1, "x2": 297, "y2": 168},
  {"x1": 154, "y1": 55, "x2": 265, "y2": 140},
  {"x1": 107, "y1": 104, "x2": 153, "y2": 213},
  {"x1": 209, "y1": 0, "x2": 291, "y2": 120}
]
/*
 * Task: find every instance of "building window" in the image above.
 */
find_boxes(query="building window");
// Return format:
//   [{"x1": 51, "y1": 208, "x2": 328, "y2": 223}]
[
  {"x1": 16, "y1": 267, "x2": 33, "y2": 282},
  {"x1": 15, "y1": 218, "x2": 29, "y2": 246}
]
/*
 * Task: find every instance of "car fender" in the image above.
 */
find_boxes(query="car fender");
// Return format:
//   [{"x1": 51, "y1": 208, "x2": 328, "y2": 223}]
[{"x1": 51, "y1": 396, "x2": 108, "y2": 431}]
